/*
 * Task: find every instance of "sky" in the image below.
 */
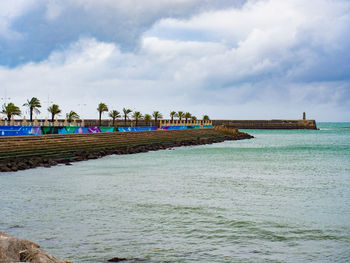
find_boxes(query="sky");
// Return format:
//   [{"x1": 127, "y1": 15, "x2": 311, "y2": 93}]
[{"x1": 1, "y1": 0, "x2": 350, "y2": 121}]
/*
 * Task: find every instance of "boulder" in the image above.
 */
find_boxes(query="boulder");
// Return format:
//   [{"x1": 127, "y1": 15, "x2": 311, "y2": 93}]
[
  {"x1": 0, "y1": 231, "x2": 70, "y2": 263},
  {"x1": 107, "y1": 257, "x2": 128, "y2": 262}
]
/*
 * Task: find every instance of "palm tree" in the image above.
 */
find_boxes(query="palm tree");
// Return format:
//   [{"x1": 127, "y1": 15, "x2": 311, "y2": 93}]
[
  {"x1": 123, "y1": 108, "x2": 132, "y2": 126},
  {"x1": 184, "y1": 112, "x2": 192, "y2": 122},
  {"x1": 97, "y1": 102, "x2": 108, "y2": 126},
  {"x1": 23, "y1": 97, "x2": 41, "y2": 122},
  {"x1": 132, "y1": 111, "x2": 143, "y2": 126},
  {"x1": 191, "y1": 116, "x2": 197, "y2": 121},
  {"x1": 203, "y1": 115, "x2": 210, "y2": 121},
  {"x1": 177, "y1": 111, "x2": 185, "y2": 121},
  {"x1": 66, "y1": 111, "x2": 79, "y2": 123},
  {"x1": 109, "y1": 110, "x2": 121, "y2": 126},
  {"x1": 170, "y1": 111, "x2": 176, "y2": 122},
  {"x1": 152, "y1": 111, "x2": 163, "y2": 126},
  {"x1": 47, "y1": 104, "x2": 61, "y2": 122},
  {"x1": 2, "y1": 102, "x2": 21, "y2": 120},
  {"x1": 144, "y1": 114, "x2": 152, "y2": 126}
]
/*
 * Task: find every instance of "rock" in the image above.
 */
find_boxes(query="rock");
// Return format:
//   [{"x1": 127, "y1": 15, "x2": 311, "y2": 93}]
[
  {"x1": 76, "y1": 150, "x2": 87, "y2": 158},
  {"x1": 107, "y1": 257, "x2": 129, "y2": 262},
  {"x1": 104, "y1": 149, "x2": 114, "y2": 155},
  {"x1": 87, "y1": 153, "x2": 98, "y2": 159},
  {"x1": 30, "y1": 158, "x2": 40, "y2": 168},
  {"x1": 107, "y1": 257, "x2": 145, "y2": 262},
  {"x1": 7, "y1": 225, "x2": 23, "y2": 229},
  {"x1": 70, "y1": 156, "x2": 83, "y2": 162},
  {"x1": 26, "y1": 159, "x2": 33, "y2": 165},
  {"x1": 0, "y1": 165, "x2": 12, "y2": 172},
  {"x1": 0, "y1": 231, "x2": 70, "y2": 263},
  {"x1": 56, "y1": 158, "x2": 70, "y2": 164},
  {"x1": 17, "y1": 162, "x2": 29, "y2": 170}
]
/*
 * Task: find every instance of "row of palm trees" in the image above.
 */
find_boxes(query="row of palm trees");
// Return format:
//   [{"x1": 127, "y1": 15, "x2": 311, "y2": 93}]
[
  {"x1": 1, "y1": 98, "x2": 210, "y2": 126},
  {"x1": 97, "y1": 104, "x2": 210, "y2": 126},
  {"x1": 1, "y1": 97, "x2": 69, "y2": 122},
  {"x1": 96, "y1": 104, "x2": 162, "y2": 126}
]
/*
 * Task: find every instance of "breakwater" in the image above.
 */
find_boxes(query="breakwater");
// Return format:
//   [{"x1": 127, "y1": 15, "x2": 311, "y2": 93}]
[
  {"x1": 212, "y1": 119, "x2": 317, "y2": 129},
  {"x1": 0, "y1": 128, "x2": 252, "y2": 172}
]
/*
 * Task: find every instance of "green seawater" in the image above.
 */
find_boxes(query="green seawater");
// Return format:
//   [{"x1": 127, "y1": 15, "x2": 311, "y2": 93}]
[{"x1": 1, "y1": 123, "x2": 350, "y2": 262}]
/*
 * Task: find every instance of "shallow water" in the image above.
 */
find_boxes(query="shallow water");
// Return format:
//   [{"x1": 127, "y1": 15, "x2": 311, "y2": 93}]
[{"x1": 1, "y1": 123, "x2": 350, "y2": 262}]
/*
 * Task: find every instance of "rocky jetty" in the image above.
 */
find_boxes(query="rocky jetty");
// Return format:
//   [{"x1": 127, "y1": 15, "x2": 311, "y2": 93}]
[
  {"x1": 0, "y1": 128, "x2": 253, "y2": 172},
  {"x1": 0, "y1": 231, "x2": 70, "y2": 263}
]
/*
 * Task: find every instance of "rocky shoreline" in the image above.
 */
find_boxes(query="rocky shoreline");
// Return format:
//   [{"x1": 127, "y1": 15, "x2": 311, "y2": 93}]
[
  {"x1": 0, "y1": 231, "x2": 70, "y2": 263},
  {"x1": 0, "y1": 231, "x2": 142, "y2": 262},
  {"x1": 0, "y1": 129, "x2": 253, "y2": 173}
]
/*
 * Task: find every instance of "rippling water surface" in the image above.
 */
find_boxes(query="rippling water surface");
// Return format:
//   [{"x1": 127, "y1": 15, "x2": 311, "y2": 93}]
[{"x1": 1, "y1": 123, "x2": 350, "y2": 262}]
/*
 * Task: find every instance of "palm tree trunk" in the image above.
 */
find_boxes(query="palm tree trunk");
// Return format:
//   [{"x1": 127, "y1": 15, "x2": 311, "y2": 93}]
[
  {"x1": 30, "y1": 108, "x2": 33, "y2": 122},
  {"x1": 99, "y1": 112, "x2": 102, "y2": 126},
  {"x1": 112, "y1": 118, "x2": 115, "y2": 126},
  {"x1": 51, "y1": 113, "x2": 54, "y2": 122},
  {"x1": 124, "y1": 116, "x2": 127, "y2": 126}
]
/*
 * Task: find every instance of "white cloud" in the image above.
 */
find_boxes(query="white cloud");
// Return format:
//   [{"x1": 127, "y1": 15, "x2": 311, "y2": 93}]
[{"x1": 45, "y1": 0, "x2": 64, "y2": 21}]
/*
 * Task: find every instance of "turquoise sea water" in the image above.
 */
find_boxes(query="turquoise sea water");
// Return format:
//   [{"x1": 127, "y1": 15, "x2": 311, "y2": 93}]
[{"x1": 1, "y1": 123, "x2": 350, "y2": 262}]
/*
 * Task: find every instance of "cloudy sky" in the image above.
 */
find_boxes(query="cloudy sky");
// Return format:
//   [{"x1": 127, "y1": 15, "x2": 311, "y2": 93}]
[{"x1": 1, "y1": 0, "x2": 350, "y2": 121}]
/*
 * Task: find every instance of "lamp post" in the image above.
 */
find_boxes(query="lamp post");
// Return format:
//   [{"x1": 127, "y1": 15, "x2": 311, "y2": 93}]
[
  {"x1": 1, "y1": 88, "x2": 10, "y2": 105},
  {"x1": 44, "y1": 95, "x2": 53, "y2": 118},
  {"x1": 78, "y1": 104, "x2": 87, "y2": 126},
  {"x1": 1, "y1": 89, "x2": 11, "y2": 123},
  {"x1": 78, "y1": 104, "x2": 87, "y2": 119}
]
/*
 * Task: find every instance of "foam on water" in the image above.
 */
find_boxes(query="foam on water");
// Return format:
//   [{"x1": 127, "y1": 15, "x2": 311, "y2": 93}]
[{"x1": 1, "y1": 123, "x2": 350, "y2": 262}]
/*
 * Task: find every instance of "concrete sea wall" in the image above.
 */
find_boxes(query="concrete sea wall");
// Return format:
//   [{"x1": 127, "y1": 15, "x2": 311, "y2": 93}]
[{"x1": 212, "y1": 120, "x2": 317, "y2": 129}]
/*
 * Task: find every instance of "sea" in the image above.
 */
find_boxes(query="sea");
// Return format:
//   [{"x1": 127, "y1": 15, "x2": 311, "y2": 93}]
[{"x1": 1, "y1": 122, "x2": 349, "y2": 263}]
